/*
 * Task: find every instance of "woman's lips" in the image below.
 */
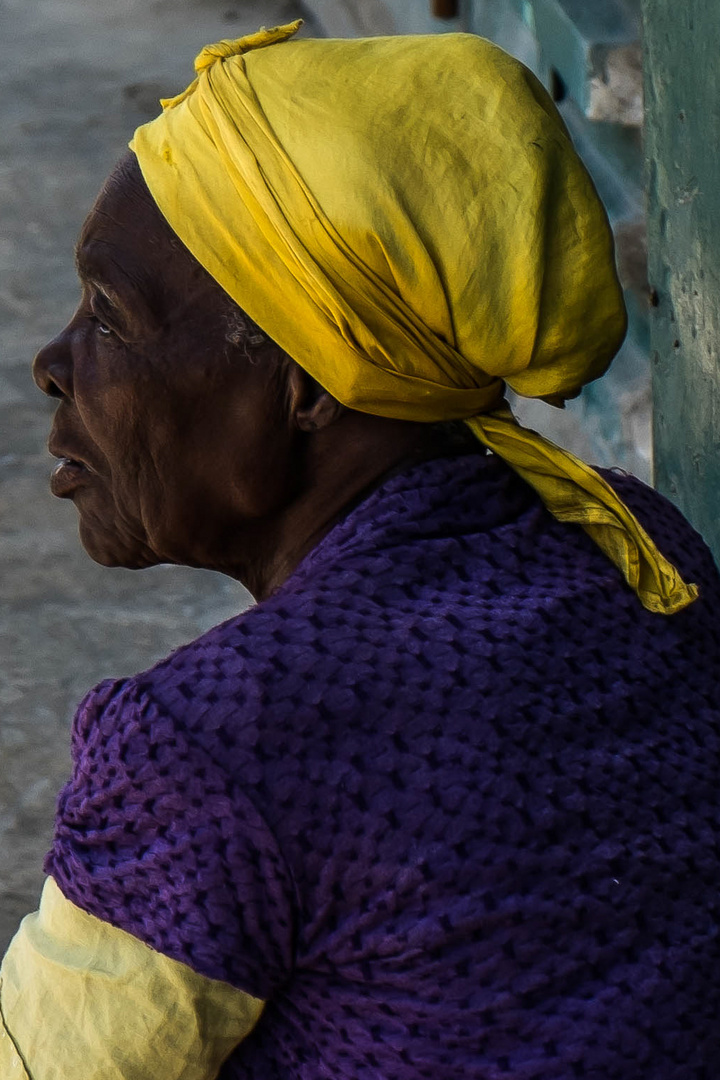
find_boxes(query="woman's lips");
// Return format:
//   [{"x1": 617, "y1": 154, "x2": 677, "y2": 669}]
[{"x1": 50, "y1": 457, "x2": 90, "y2": 498}]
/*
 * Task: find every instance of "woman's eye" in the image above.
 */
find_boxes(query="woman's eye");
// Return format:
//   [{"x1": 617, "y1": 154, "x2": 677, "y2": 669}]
[{"x1": 89, "y1": 313, "x2": 113, "y2": 337}]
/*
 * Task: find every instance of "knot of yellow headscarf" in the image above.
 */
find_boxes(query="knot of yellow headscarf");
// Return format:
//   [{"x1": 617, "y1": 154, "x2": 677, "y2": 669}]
[
  {"x1": 161, "y1": 20, "x2": 303, "y2": 109},
  {"x1": 194, "y1": 21, "x2": 303, "y2": 73},
  {"x1": 134, "y1": 25, "x2": 698, "y2": 615}
]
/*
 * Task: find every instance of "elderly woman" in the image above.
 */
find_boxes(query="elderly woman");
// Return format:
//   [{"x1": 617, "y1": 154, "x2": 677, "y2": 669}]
[{"x1": 2, "y1": 21, "x2": 719, "y2": 1080}]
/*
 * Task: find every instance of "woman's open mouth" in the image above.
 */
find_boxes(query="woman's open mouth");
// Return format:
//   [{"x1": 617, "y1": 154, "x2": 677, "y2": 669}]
[{"x1": 50, "y1": 457, "x2": 90, "y2": 498}]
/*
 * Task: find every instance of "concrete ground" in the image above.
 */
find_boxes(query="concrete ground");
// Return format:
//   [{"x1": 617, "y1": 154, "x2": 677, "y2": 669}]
[{"x1": 0, "y1": 0, "x2": 315, "y2": 952}]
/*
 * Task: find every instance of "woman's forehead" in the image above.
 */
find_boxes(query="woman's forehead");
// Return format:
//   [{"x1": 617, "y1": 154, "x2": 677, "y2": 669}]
[{"x1": 76, "y1": 166, "x2": 202, "y2": 317}]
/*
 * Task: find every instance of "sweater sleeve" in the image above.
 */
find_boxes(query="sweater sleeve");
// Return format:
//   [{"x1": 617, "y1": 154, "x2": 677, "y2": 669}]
[
  {"x1": 44, "y1": 677, "x2": 297, "y2": 1001},
  {"x1": 0, "y1": 877, "x2": 263, "y2": 1080}
]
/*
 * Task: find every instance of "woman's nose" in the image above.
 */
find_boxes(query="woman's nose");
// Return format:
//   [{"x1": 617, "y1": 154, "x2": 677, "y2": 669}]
[{"x1": 32, "y1": 331, "x2": 74, "y2": 399}]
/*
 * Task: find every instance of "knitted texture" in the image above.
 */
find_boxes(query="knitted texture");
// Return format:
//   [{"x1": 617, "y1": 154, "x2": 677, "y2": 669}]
[{"x1": 47, "y1": 453, "x2": 720, "y2": 1079}]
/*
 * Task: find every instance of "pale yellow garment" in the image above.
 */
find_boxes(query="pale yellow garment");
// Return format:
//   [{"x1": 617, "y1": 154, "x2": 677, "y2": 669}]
[
  {"x1": 131, "y1": 21, "x2": 697, "y2": 614},
  {"x1": 0, "y1": 877, "x2": 264, "y2": 1080}
]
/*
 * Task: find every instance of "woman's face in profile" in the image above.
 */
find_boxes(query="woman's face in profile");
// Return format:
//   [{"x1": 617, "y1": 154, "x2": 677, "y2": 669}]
[{"x1": 32, "y1": 160, "x2": 297, "y2": 575}]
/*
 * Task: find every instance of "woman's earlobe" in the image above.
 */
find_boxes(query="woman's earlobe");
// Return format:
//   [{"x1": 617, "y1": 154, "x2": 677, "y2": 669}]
[
  {"x1": 297, "y1": 393, "x2": 345, "y2": 432},
  {"x1": 286, "y1": 362, "x2": 345, "y2": 432}
]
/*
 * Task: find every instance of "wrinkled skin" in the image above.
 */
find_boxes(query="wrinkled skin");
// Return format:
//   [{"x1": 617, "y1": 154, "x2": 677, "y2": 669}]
[{"x1": 33, "y1": 154, "x2": 475, "y2": 600}]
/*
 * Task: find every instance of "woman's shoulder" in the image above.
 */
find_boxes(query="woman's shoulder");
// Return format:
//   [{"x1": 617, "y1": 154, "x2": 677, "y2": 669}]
[{"x1": 75, "y1": 589, "x2": 350, "y2": 754}]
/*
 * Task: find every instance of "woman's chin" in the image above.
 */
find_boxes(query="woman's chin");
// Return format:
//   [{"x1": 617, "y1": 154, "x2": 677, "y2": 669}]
[{"x1": 78, "y1": 522, "x2": 157, "y2": 570}]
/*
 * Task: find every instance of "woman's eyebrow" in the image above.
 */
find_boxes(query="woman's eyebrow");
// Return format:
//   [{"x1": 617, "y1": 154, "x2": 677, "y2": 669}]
[
  {"x1": 89, "y1": 280, "x2": 120, "y2": 307},
  {"x1": 87, "y1": 282, "x2": 136, "y2": 336},
  {"x1": 84, "y1": 275, "x2": 136, "y2": 330},
  {"x1": 75, "y1": 249, "x2": 160, "y2": 327}
]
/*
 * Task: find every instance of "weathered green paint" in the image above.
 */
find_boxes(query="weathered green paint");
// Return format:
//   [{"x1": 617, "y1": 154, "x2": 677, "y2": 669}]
[{"x1": 643, "y1": 0, "x2": 720, "y2": 560}]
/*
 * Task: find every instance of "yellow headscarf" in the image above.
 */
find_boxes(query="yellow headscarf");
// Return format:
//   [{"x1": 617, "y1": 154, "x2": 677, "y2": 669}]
[{"x1": 131, "y1": 21, "x2": 697, "y2": 614}]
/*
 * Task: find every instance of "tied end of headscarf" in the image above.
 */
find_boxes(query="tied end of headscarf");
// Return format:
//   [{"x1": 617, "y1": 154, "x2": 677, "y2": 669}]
[
  {"x1": 564, "y1": 508, "x2": 700, "y2": 615},
  {"x1": 160, "y1": 20, "x2": 303, "y2": 110},
  {"x1": 465, "y1": 406, "x2": 699, "y2": 616}
]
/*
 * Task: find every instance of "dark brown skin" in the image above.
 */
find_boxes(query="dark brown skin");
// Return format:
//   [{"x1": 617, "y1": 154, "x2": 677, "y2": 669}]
[{"x1": 33, "y1": 153, "x2": 478, "y2": 601}]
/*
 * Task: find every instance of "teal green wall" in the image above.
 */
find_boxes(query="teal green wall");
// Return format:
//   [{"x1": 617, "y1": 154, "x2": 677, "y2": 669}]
[{"x1": 643, "y1": 0, "x2": 720, "y2": 558}]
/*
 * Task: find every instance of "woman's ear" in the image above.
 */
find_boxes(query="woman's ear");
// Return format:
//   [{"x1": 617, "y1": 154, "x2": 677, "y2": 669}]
[{"x1": 285, "y1": 361, "x2": 345, "y2": 432}]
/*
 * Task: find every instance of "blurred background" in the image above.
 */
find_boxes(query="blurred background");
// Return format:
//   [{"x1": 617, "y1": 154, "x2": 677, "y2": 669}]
[
  {"x1": 0, "y1": 0, "x2": 311, "y2": 951},
  {"x1": 2, "y1": 0, "x2": 717, "y2": 949}
]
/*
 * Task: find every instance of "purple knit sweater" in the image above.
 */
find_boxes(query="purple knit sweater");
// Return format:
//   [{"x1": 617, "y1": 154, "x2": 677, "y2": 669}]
[{"x1": 48, "y1": 452, "x2": 720, "y2": 1078}]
